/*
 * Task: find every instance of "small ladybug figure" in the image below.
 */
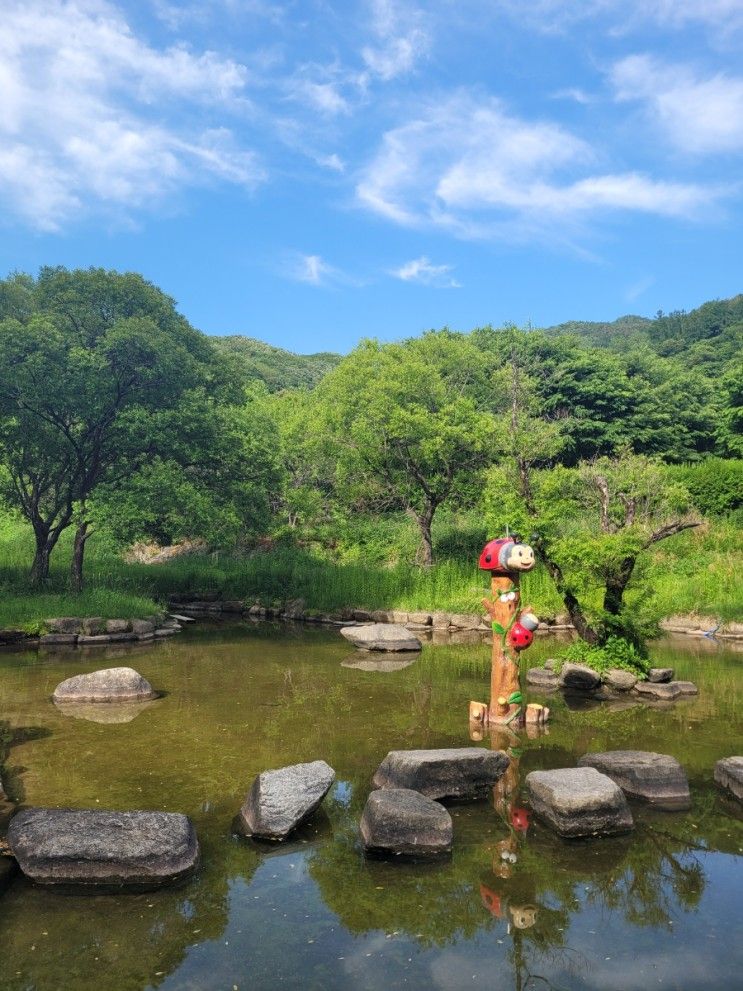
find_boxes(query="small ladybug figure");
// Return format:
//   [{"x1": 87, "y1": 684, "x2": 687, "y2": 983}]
[
  {"x1": 508, "y1": 612, "x2": 539, "y2": 651},
  {"x1": 511, "y1": 806, "x2": 531, "y2": 832},
  {"x1": 479, "y1": 537, "x2": 535, "y2": 575}
]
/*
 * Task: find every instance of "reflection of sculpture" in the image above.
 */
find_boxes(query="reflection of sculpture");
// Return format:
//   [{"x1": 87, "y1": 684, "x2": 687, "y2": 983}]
[{"x1": 470, "y1": 537, "x2": 549, "y2": 727}]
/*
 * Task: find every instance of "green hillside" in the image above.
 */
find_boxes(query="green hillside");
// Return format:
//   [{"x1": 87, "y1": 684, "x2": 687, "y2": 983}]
[{"x1": 211, "y1": 334, "x2": 341, "y2": 391}]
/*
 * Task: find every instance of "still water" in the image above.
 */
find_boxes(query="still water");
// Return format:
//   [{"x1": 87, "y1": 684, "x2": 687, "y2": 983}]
[{"x1": 0, "y1": 622, "x2": 741, "y2": 991}]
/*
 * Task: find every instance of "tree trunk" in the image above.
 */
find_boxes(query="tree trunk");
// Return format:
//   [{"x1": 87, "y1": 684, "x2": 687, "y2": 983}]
[
  {"x1": 415, "y1": 504, "x2": 435, "y2": 567},
  {"x1": 70, "y1": 518, "x2": 91, "y2": 594},
  {"x1": 603, "y1": 556, "x2": 636, "y2": 616},
  {"x1": 30, "y1": 533, "x2": 52, "y2": 586},
  {"x1": 535, "y1": 543, "x2": 601, "y2": 645}
]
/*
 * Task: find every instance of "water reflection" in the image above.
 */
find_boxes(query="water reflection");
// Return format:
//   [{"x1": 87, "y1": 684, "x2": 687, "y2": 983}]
[{"x1": 0, "y1": 625, "x2": 740, "y2": 990}]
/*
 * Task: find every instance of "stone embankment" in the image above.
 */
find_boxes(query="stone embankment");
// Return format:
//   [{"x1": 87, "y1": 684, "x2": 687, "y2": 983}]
[
  {"x1": 527, "y1": 661, "x2": 700, "y2": 701},
  {"x1": 0, "y1": 615, "x2": 182, "y2": 649}
]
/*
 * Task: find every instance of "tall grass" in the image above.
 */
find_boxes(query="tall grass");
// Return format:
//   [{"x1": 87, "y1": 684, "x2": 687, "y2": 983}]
[{"x1": 0, "y1": 508, "x2": 740, "y2": 626}]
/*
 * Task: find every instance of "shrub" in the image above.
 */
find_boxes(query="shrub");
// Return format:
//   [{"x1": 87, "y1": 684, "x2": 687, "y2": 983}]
[{"x1": 555, "y1": 636, "x2": 651, "y2": 679}]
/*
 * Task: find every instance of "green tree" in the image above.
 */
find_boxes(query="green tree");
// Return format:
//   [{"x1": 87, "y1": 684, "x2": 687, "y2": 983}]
[
  {"x1": 315, "y1": 332, "x2": 497, "y2": 565},
  {"x1": 0, "y1": 267, "x2": 229, "y2": 587}
]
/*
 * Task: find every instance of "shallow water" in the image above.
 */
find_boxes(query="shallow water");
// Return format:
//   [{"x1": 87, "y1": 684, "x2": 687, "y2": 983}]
[{"x1": 0, "y1": 622, "x2": 741, "y2": 991}]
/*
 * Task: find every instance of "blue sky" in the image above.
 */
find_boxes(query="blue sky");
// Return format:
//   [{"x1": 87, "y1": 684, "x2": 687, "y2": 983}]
[{"x1": 1, "y1": 1, "x2": 742, "y2": 352}]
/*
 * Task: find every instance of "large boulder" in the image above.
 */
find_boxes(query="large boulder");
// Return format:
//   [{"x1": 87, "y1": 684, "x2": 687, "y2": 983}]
[
  {"x1": 7, "y1": 808, "x2": 199, "y2": 890},
  {"x1": 360, "y1": 788, "x2": 452, "y2": 859},
  {"x1": 526, "y1": 667, "x2": 559, "y2": 689},
  {"x1": 603, "y1": 669, "x2": 638, "y2": 691},
  {"x1": 236, "y1": 760, "x2": 335, "y2": 841},
  {"x1": 52, "y1": 667, "x2": 157, "y2": 704},
  {"x1": 559, "y1": 663, "x2": 601, "y2": 692},
  {"x1": 714, "y1": 757, "x2": 743, "y2": 802},
  {"x1": 372, "y1": 748, "x2": 509, "y2": 801},
  {"x1": 577, "y1": 751, "x2": 690, "y2": 810},
  {"x1": 340, "y1": 624, "x2": 421, "y2": 652},
  {"x1": 526, "y1": 767, "x2": 634, "y2": 838}
]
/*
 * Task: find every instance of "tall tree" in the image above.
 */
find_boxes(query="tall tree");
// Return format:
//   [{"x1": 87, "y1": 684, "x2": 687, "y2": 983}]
[
  {"x1": 0, "y1": 267, "x2": 227, "y2": 587},
  {"x1": 315, "y1": 332, "x2": 497, "y2": 565}
]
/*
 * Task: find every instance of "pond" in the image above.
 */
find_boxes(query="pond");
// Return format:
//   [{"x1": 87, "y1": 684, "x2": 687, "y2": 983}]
[{"x1": 0, "y1": 622, "x2": 741, "y2": 991}]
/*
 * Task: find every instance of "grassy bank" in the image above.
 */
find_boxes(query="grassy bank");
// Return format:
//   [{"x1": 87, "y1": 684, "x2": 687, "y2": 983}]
[{"x1": 0, "y1": 510, "x2": 740, "y2": 628}]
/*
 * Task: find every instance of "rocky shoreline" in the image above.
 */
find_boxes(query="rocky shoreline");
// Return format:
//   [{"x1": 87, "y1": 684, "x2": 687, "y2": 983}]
[{"x1": 1, "y1": 594, "x2": 741, "y2": 651}]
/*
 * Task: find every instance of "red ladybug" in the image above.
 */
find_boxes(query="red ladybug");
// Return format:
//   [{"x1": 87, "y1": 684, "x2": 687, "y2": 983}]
[
  {"x1": 479, "y1": 537, "x2": 535, "y2": 574},
  {"x1": 480, "y1": 884, "x2": 503, "y2": 917},
  {"x1": 511, "y1": 807, "x2": 530, "y2": 832},
  {"x1": 507, "y1": 612, "x2": 539, "y2": 651}
]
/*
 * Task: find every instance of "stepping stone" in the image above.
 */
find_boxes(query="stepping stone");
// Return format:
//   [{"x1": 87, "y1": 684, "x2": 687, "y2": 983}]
[
  {"x1": 7, "y1": 808, "x2": 199, "y2": 890},
  {"x1": 577, "y1": 751, "x2": 690, "y2": 810},
  {"x1": 360, "y1": 788, "x2": 452, "y2": 859},
  {"x1": 372, "y1": 748, "x2": 510, "y2": 801},
  {"x1": 340, "y1": 624, "x2": 421, "y2": 652},
  {"x1": 559, "y1": 663, "x2": 601, "y2": 692},
  {"x1": 526, "y1": 767, "x2": 634, "y2": 838},
  {"x1": 648, "y1": 668, "x2": 674, "y2": 683},
  {"x1": 603, "y1": 669, "x2": 638, "y2": 691},
  {"x1": 52, "y1": 667, "x2": 157, "y2": 704},
  {"x1": 527, "y1": 667, "x2": 559, "y2": 689},
  {"x1": 236, "y1": 760, "x2": 335, "y2": 841},
  {"x1": 714, "y1": 757, "x2": 743, "y2": 802}
]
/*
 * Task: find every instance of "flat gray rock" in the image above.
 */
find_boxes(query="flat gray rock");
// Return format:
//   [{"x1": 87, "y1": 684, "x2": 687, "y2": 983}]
[
  {"x1": 7, "y1": 808, "x2": 199, "y2": 889},
  {"x1": 52, "y1": 667, "x2": 157, "y2": 704},
  {"x1": 527, "y1": 667, "x2": 559, "y2": 688},
  {"x1": 340, "y1": 624, "x2": 422, "y2": 652},
  {"x1": 236, "y1": 760, "x2": 335, "y2": 840},
  {"x1": 360, "y1": 788, "x2": 452, "y2": 859},
  {"x1": 714, "y1": 756, "x2": 743, "y2": 802},
  {"x1": 559, "y1": 663, "x2": 601, "y2": 692},
  {"x1": 341, "y1": 655, "x2": 418, "y2": 672},
  {"x1": 372, "y1": 748, "x2": 509, "y2": 800},
  {"x1": 603, "y1": 669, "x2": 638, "y2": 691},
  {"x1": 633, "y1": 681, "x2": 682, "y2": 700},
  {"x1": 648, "y1": 668, "x2": 674, "y2": 683},
  {"x1": 526, "y1": 767, "x2": 634, "y2": 838},
  {"x1": 578, "y1": 751, "x2": 690, "y2": 810},
  {"x1": 673, "y1": 681, "x2": 699, "y2": 695}
]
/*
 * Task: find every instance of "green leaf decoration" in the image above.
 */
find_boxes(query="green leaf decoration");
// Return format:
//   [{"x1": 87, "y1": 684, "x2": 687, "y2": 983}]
[
  {"x1": 507, "y1": 691, "x2": 523, "y2": 704},
  {"x1": 492, "y1": 622, "x2": 505, "y2": 635}
]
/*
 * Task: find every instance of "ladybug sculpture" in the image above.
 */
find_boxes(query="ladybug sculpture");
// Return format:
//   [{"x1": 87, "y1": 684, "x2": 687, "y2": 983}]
[
  {"x1": 510, "y1": 806, "x2": 531, "y2": 832},
  {"x1": 508, "y1": 611, "x2": 539, "y2": 651},
  {"x1": 479, "y1": 537, "x2": 535, "y2": 575}
]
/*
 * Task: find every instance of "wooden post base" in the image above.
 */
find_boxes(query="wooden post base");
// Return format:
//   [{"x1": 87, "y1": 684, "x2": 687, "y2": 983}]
[{"x1": 469, "y1": 699, "x2": 549, "y2": 729}]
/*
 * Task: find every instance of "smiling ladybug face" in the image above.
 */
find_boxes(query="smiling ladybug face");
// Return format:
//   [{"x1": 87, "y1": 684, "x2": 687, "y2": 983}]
[{"x1": 479, "y1": 538, "x2": 535, "y2": 574}]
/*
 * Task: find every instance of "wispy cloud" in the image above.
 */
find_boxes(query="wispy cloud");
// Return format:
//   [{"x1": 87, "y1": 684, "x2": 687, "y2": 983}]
[
  {"x1": 286, "y1": 252, "x2": 359, "y2": 287},
  {"x1": 392, "y1": 256, "x2": 461, "y2": 287},
  {"x1": 625, "y1": 274, "x2": 655, "y2": 302},
  {"x1": 361, "y1": 0, "x2": 430, "y2": 81},
  {"x1": 0, "y1": 0, "x2": 262, "y2": 230},
  {"x1": 356, "y1": 91, "x2": 720, "y2": 240},
  {"x1": 611, "y1": 55, "x2": 743, "y2": 154}
]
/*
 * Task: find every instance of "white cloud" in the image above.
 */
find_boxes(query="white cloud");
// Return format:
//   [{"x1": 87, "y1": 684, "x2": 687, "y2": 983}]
[
  {"x1": 288, "y1": 253, "x2": 340, "y2": 286},
  {"x1": 393, "y1": 256, "x2": 461, "y2": 287},
  {"x1": 0, "y1": 0, "x2": 262, "y2": 230},
  {"x1": 361, "y1": 0, "x2": 430, "y2": 80},
  {"x1": 356, "y1": 91, "x2": 719, "y2": 239},
  {"x1": 488, "y1": 0, "x2": 743, "y2": 35},
  {"x1": 611, "y1": 55, "x2": 743, "y2": 154}
]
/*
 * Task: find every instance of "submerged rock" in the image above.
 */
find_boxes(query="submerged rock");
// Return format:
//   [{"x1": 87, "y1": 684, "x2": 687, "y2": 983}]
[
  {"x1": 714, "y1": 757, "x2": 743, "y2": 802},
  {"x1": 236, "y1": 760, "x2": 335, "y2": 841},
  {"x1": 577, "y1": 751, "x2": 690, "y2": 810},
  {"x1": 360, "y1": 788, "x2": 452, "y2": 859},
  {"x1": 526, "y1": 767, "x2": 634, "y2": 838},
  {"x1": 52, "y1": 667, "x2": 157, "y2": 704},
  {"x1": 559, "y1": 663, "x2": 601, "y2": 692},
  {"x1": 341, "y1": 655, "x2": 418, "y2": 672},
  {"x1": 7, "y1": 808, "x2": 199, "y2": 890},
  {"x1": 633, "y1": 680, "x2": 698, "y2": 701},
  {"x1": 54, "y1": 698, "x2": 159, "y2": 724},
  {"x1": 372, "y1": 748, "x2": 509, "y2": 801},
  {"x1": 340, "y1": 624, "x2": 422, "y2": 652}
]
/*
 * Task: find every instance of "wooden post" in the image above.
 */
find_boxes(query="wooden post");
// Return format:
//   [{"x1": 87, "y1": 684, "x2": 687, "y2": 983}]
[{"x1": 486, "y1": 574, "x2": 522, "y2": 724}]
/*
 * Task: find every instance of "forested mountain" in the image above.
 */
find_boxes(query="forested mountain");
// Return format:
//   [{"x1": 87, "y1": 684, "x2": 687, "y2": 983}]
[{"x1": 211, "y1": 335, "x2": 341, "y2": 391}]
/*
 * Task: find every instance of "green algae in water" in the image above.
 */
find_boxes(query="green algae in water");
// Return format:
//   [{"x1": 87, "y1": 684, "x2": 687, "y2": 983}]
[{"x1": 0, "y1": 623, "x2": 741, "y2": 990}]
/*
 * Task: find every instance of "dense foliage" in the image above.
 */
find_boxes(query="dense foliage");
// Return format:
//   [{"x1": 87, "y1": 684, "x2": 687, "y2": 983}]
[{"x1": 0, "y1": 267, "x2": 740, "y2": 654}]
